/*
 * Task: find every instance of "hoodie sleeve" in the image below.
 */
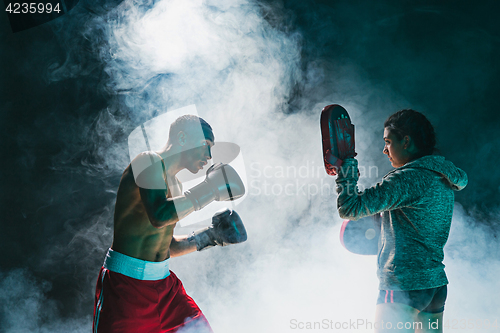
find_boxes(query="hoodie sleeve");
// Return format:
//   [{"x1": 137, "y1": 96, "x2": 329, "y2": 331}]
[
  {"x1": 336, "y1": 158, "x2": 423, "y2": 220},
  {"x1": 442, "y1": 160, "x2": 468, "y2": 191}
]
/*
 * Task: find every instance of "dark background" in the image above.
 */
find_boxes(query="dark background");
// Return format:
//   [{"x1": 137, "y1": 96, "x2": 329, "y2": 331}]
[{"x1": 1, "y1": 0, "x2": 499, "y2": 326}]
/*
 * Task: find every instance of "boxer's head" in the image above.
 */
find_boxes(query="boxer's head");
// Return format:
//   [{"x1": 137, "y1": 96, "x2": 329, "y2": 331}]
[
  {"x1": 168, "y1": 115, "x2": 214, "y2": 173},
  {"x1": 383, "y1": 109, "x2": 436, "y2": 168}
]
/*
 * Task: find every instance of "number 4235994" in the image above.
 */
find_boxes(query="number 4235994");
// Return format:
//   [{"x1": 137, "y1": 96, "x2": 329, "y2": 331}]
[{"x1": 5, "y1": 2, "x2": 62, "y2": 14}]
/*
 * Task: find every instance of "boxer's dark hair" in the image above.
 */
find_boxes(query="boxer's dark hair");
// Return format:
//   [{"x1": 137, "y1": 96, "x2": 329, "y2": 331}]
[
  {"x1": 168, "y1": 115, "x2": 213, "y2": 142},
  {"x1": 384, "y1": 109, "x2": 437, "y2": 158}
]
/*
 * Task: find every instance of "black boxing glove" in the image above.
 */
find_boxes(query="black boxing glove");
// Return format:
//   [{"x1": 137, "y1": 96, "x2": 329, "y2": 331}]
[
  {"x1": 184, "y1": 163, "x2": 245, "y2": 211},
  {"x1": 188, "y1": 209, "x2": 247, "y2": 251}
]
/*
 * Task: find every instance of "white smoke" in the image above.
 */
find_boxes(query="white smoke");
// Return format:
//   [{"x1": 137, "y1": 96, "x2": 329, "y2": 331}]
[
  {"x1": 0, "y1": 269, "x2": 90, "y2": 332},
  {"x1": 94, "y1": 0, "x2": 301, "y2": 128}
]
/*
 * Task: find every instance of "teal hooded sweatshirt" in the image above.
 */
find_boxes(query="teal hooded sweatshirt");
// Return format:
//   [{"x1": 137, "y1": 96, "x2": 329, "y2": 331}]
[{"x1": 336, "y1": 155, "x2": 468, "y2": 290}]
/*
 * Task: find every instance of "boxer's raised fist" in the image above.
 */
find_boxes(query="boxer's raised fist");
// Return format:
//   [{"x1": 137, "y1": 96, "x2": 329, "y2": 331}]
[{"x1": 184, "y1": 163, "x2": 245, "y2": 211}]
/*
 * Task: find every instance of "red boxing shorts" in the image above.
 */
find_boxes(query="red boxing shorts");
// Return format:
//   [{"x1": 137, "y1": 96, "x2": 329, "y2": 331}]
[{"x1": 93, "y1": 249, "x2": 213, "y2": 333}]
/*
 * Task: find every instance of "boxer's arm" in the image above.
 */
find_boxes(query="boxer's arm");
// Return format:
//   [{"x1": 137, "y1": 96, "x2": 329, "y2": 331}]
[
  {"x1": 134, "y1": 153, "x2": 196, "y2": 228},
  {"x1": 169, "y1": 235, "x2": 197, "y2": 257},
  {"x1": 188, "y1": 209, "x2": 247, "y2": 251},
  {"x1": 169, "y1": 209, "x2": 247, "y2": 256},
  {"x1": 142, "y1": 163, "x2": 245, "y2": 227},
  {"x1": 336, "y1": 158, "x2": 423, "y2": 220}
]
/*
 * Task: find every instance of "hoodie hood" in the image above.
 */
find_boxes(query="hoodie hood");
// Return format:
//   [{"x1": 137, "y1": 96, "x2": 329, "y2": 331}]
[{"x1": 399, "y1": 155, "x2": 468, "y2": 191}]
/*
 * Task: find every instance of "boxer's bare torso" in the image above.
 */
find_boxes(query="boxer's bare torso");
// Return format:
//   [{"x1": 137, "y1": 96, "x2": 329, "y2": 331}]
[{"x1": 111, "y1": 155, "x2": 182, "y2": 262}]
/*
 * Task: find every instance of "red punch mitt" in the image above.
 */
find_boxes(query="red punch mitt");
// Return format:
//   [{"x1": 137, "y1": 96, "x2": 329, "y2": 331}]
[{"x1": 320, "y1": 104, "x2": 357, "y2": 176}]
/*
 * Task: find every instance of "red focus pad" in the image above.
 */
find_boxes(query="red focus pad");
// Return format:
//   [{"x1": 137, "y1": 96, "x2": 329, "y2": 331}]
[
  {"x1": 339, "y1": 215, "x2": 381, "y2": 255},
  {"x1": 320, "y1": 104, "x2": 356, "y2": 176}
]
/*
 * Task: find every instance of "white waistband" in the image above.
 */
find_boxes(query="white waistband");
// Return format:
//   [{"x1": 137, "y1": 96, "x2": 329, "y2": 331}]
[{"x1": 103, "y1": 248, "x2": 170, "y2": 280}]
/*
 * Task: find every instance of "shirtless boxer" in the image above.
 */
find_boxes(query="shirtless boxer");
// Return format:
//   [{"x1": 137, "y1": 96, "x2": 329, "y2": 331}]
[{"x1": 93, "y1": 115, "x2": 247, "y2": 333}]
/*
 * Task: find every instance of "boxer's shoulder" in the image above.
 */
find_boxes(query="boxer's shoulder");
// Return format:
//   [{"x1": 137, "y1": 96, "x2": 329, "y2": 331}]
[{"x1": 130, "y1": 151, "x2": 168, "y2": 190}]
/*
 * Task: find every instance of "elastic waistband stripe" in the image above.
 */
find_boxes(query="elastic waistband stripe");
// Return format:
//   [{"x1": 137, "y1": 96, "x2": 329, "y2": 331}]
[{"x1": 103, "y1": 248, "x2": 170, "y2": 280}]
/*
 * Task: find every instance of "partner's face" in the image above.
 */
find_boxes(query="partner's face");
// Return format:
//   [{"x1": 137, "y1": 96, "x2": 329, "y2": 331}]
[{"x1": 383, "y1": 128, "x2": 409, "y2": 168}]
